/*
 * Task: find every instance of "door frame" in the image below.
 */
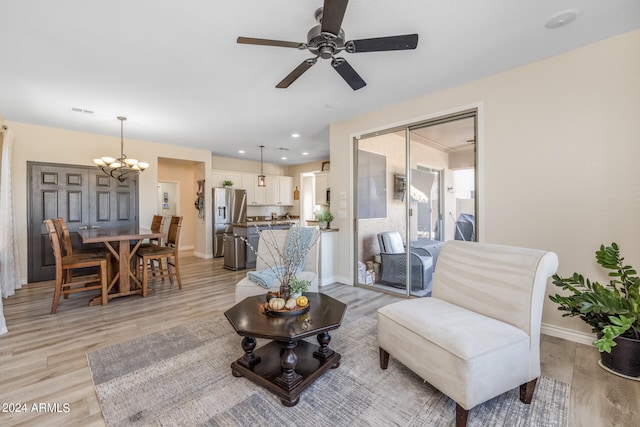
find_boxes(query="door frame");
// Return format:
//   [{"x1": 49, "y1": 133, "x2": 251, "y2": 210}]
[{"x1": 352, "y1": 106, "x2": 481, "y2": 296}]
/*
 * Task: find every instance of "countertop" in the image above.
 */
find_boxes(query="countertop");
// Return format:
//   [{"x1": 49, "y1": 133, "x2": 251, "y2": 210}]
[
  {"x1": 231, "y1": 220, "x2": 338, "y2": 232},
  {"x1": 232, "y1": 220, "x2": 296, "y2": 228}
]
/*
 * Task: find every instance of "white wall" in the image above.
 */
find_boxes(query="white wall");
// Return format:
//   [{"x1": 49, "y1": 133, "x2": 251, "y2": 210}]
[
  {"x1": 8, "y1": 121, "x2": 213, "y2": 283},
  {"x1": 329, "y1": 30, "x2": 640, "y2": 337}
]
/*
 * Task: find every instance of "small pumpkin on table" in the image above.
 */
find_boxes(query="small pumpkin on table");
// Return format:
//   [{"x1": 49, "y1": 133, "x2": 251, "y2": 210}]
[{"x1": 264, "y1": 277, "x2": 310, "y2": 314}]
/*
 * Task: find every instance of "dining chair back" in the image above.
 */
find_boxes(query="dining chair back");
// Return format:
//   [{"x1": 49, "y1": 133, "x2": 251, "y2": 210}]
[
  {"x1": 137, "y1": 215, "x2": 167, "y2": 277},
  {"x1": 44, "y1": 219, "x2": 109, "y2": 314},
  {"x1": 148, "y1": 215, "x2": 165, "y2": 246},
  {"x1": 136, "y1": 216, "x2": 183, "y2": 296},
  {"x1": 54, "y1": 217, "x2": 112, "y2": 283}
]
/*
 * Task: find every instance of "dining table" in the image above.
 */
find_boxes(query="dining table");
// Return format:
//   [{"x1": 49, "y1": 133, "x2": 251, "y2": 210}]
[{"x1": 78, "y1": 226, "x2": 164, "y2": 304}]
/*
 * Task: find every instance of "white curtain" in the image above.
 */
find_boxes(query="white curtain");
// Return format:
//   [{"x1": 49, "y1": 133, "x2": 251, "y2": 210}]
[{"x1": 1, "y1": 128, "x2": 22, "y2": 334}]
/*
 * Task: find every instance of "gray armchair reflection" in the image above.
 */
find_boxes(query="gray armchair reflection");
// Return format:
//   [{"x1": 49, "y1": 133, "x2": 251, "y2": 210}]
[{"x1": 377, "y1": 231, "x2": 434, "y2": 294}]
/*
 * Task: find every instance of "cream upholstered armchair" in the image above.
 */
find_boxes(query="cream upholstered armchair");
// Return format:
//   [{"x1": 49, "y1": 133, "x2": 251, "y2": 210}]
[
  {"x1": 235, "y1": 229, "x2": 319, "y2": 303},
  {"x1": 377, "y1": 240, "x2": 558, "y2": 427}
]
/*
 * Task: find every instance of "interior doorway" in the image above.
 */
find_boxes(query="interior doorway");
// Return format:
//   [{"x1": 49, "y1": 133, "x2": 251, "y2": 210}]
[
  {"x1": 354, "y1": 109, "x2": 478, "y2": 297},
  {"x1": 156, "y1": 182, "x2": 178, "y2": 239}
]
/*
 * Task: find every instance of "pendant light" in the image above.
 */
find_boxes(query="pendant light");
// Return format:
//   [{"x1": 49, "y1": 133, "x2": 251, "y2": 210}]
[
  {"x1": 93, "y1": 116, "x2": 148, "y2": 182},
  {"x1": 258, "y1": 145, "x2": 266, "y2": 187}
]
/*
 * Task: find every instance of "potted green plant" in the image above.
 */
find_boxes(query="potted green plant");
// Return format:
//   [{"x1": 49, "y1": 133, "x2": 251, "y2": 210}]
[
  {"x1": 222, "y1": 179, "x2": 233, "y2": 187},
  {"x1": 289, "y1": 276, "x2": 310, "y2": 297},
  {"x1": 314, "y1": 208, "x2": 334, "y2": 229},
  {"x1": 549, "y1": 242, "x2": 640, "y2": 378}
]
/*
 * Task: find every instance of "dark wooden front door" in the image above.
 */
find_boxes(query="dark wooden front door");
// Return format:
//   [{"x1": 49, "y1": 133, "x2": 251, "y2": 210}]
[{"x1": 28, "y1": 162, "x2": 138, "y2": 282}]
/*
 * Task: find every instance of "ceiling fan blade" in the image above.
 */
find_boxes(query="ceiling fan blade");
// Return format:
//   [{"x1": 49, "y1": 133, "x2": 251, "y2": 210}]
[
  {"x1": 321, "y1": 0, "x2": 349, "y2": 35},
  {"x1": 237, "y1": 36, "x2": 305, "y2": 49},
  {"x1": 346, "y1": 34, "x2": 418, "y2": 53},
  {"x1": 276, "y1": 58, "x2": 318, "y2": 88},
  {"x1": 331, "y1": 57, "x2": 366, "y2": 90}
]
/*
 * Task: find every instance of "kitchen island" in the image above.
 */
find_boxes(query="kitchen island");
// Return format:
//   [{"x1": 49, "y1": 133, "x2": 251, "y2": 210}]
[{"x1": 231, "y1": 220, "x2": 295, "y2": 269}]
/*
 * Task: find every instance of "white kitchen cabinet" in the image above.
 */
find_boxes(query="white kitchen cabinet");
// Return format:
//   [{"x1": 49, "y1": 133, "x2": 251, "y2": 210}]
[
  {"x1": 240, "y1": 174, "x2": 257, "y2": 205},
  {"x1": 314, "y1": 172, "x2": 329, "y2": 205},
  {"x1": 249, "y1": 175, "x2": 266, "y2": 205},
  {"x1": 264, "y1": 175, "x2": 278, "y2": 205},
  {"x1": 265, "y1": 175, "x2": 293, "y2": 206},
  {"x1": 278, "y1": 176, "x2": 293, "y2": 206},
  {"x1": 212, "y1": 171, "x2": 226, "y2": 187},
  {"x1": 225, "y1": 172, "x2": 243, "y2": 189},
  {"x1": 212, "y1": 169, "x2": 291, "y2": 206}
]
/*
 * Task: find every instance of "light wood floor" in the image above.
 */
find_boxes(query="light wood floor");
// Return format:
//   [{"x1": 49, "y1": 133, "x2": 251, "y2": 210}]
[{"x1": 1, "y1": 253, "x2": 638, "y2": 426}]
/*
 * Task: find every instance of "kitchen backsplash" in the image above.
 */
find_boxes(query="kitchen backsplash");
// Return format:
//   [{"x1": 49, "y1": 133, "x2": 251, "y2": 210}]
[{"x1": 247, "y1": 205, "x2": 289, "y2": 218}]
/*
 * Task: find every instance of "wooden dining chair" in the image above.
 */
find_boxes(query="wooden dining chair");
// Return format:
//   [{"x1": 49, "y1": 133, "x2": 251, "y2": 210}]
[
  {"x1": 44, "y1": 219, "x2": 109, "y2": 314},
  {"x1": 137, "y1": 215, "x2": 166, "y2": 274},
  {"x1": 54, "y1": 217, "x2": 112, "y2": 282},
  {"x1": 139, "y1": 215, "x2": 165, "y2": 248},
  {"x1": 136, "y1": 216, "x2": 183, "y2": 296}
]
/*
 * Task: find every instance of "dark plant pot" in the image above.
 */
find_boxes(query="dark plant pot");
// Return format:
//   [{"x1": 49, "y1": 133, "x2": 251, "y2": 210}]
[{"x1": 598, "y1": 334, "x2": 640, "y2": 378}]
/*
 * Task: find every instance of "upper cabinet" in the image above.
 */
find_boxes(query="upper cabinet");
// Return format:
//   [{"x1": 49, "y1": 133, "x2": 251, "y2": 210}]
[
  {"x1": 250, "y1": 175, "x2": 266, "y2": 205},
  {"x1": 211, "y1": 171, "x2": 226, "y2": 187},
  {"x1": 277, "y1": 176, "x2": 293, "y2": 206},
  {"x1": 265, "y1": 175, "x2": 293, "y2": 206},
  {"x1": 315, "y1": 172, "x2": 329, "y2": 205},
  {"x1": 212, "y1": 169, "x2": 292, "y2": 206}
]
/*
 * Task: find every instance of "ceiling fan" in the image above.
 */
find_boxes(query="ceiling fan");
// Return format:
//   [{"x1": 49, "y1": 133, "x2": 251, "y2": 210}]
[{"x1": 237, "y1": 0, "x2": 418, "y2": 90}]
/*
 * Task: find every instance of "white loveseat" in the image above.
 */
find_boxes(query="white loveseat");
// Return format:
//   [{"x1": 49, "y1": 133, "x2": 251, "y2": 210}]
[
  {"x1": 234, "y1": 228, "x2": 319, "y2": 303},
  {"x1": 377, "y1": 240, "x2": 558, "y2": 427}
]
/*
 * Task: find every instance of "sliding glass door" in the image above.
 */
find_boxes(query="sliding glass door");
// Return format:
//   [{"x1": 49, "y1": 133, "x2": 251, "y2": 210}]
[{"x1": 354, "y1": 110, "x2": 477, "y2": 297}]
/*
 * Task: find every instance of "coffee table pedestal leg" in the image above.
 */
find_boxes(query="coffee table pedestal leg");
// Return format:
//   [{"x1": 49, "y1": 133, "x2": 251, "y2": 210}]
[
  {"x1": 313, "y1": 331, "x2": 337, "y2": 367},
  {"x1": 274, "y1": 341, "x2": 303, "y2": 406},
  {"x1": 235, "y1": 336, "x2": 260, "y2": 374}
]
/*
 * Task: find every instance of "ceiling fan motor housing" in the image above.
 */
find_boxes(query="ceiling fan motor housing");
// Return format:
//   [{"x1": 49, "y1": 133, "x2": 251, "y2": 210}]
[{"x1": 307, "y1": 24, "x2": 345, "y2": 59}]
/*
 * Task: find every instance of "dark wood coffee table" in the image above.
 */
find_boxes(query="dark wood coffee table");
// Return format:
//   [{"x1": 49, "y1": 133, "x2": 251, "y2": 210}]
[{"x1": 224, "y1": 292, "x2": 347, "y2": 406}]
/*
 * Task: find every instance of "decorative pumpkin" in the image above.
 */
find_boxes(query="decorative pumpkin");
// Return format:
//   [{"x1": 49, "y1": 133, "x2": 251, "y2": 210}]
[
  {"x1": 266, "y1": 291, "x2": 279, "y2": 302},
  {"x1": 296, "y1": 295, "x2": 309, "y2": 307},
  {"x1": 285, "y1": 298, "x2": 297, "y2": 310},
  {"x1": 269, "y1": 297, "x2": 286, "y2": 310}
]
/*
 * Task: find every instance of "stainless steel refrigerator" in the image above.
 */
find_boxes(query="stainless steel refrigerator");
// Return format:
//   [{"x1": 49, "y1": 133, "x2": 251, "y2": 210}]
[{"x1": 212, "y1": 187, "x2": 246, "y2": 257}]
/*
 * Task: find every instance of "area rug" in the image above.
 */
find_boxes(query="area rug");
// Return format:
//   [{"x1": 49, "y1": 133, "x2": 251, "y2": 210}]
[{"x1": 87, "y1": 312, "x2": 569, "y2": 426}]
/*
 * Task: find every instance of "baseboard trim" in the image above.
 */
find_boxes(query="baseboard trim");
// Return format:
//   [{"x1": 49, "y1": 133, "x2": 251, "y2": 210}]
[
  {"x1": 335, "y1": 275, "x2": 351, "y2": 285},
  {"x1": 541, "y1": 323, "x2": 594, "y2": 346},
  {"x1": 192, "y1": 251, "x2": 212, "y2": 259},
  {"x1": 319, "y1": 277, "x2": 335, "y2": 287}
]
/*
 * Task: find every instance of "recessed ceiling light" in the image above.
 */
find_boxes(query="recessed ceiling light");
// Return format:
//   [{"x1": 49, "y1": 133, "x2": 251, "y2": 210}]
[
  {"x1": 291, "y1": 133, "x2": 300, "y2": 138},
  {"x1": 238, "y1": 150, "x2": 245, "y2": 154},
  {"x1": 545, "y1": 9, "x2": 579, "y2": 29},
  {"x1": 302, "y1": 152, "x2": 309, "y2": 156},
  {"x1": 281, "y1": 157, "x2": 287, "y2": 160}
]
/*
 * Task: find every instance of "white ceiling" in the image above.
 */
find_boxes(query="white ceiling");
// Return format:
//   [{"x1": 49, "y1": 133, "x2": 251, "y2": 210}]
[{"x1": 1, "y1": 0, "x2": 639, "y2": 165}]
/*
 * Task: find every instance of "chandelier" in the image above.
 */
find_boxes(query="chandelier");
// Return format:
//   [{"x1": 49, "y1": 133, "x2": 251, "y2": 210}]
[
  {"x1": 258, "y1": 145, "x2": 266, "y2": 187},
  {"x1": 93, "y1": 116, "x2": 148, "y2": 182}
]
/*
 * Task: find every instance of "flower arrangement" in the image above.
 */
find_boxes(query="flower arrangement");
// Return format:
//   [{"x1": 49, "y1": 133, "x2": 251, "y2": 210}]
[{"x1": 244, "y1": 225, "x2": 320, "y2": 299}]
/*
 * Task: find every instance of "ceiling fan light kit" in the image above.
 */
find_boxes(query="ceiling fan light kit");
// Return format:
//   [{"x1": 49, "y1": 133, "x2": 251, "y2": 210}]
[{"x1": 237, "y1": 0, "x2": 418, "y2": 90}]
